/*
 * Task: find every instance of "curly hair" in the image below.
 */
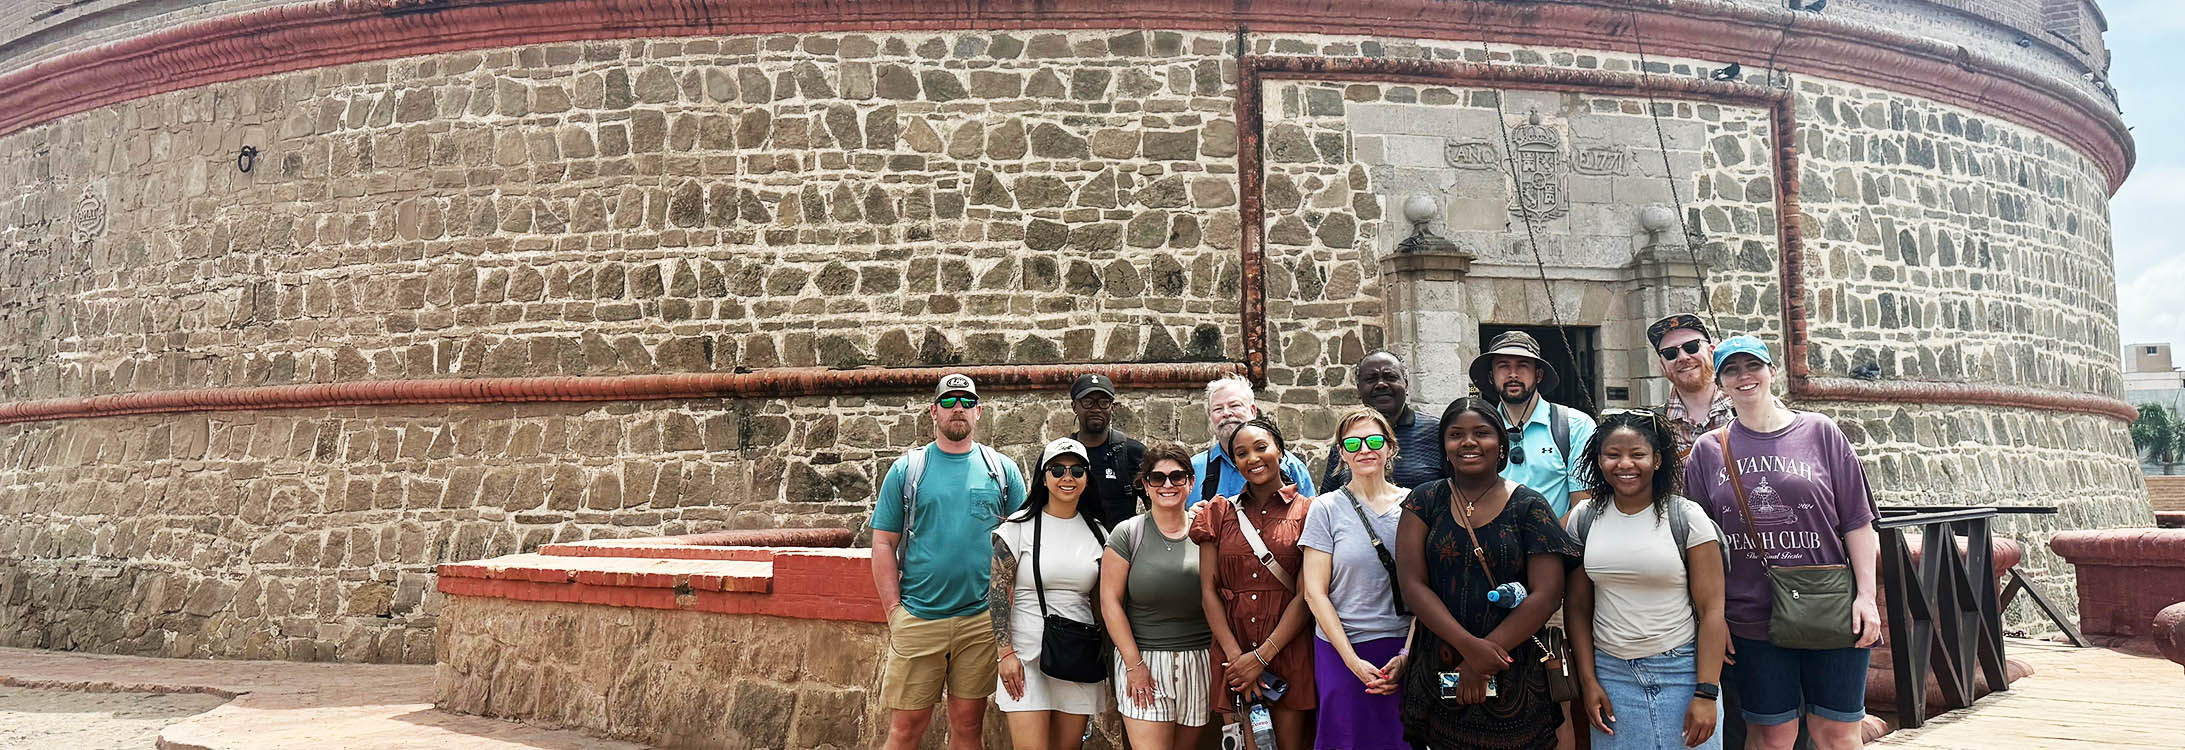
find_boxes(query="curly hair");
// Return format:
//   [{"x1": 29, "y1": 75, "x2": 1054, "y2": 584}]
[{"x1": 1575, "y1": 410, "x2": 1683, "y2": 520}]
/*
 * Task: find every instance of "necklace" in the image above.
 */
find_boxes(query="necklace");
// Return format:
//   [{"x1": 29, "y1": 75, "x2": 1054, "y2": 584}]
[{"x1": 1450, "y1": 481, "x2": 1496, "y2": 523}]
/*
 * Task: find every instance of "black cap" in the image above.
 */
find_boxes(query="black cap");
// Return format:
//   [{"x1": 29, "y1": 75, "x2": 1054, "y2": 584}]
[{"x1": 1070, "y1": 373, "x2": 1117, "y2": 401}]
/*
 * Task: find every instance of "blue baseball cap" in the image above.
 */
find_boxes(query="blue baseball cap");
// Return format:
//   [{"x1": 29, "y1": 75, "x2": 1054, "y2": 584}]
[{"x1": 1711, "y1": 335, "x2": 1772, "y2": 372}]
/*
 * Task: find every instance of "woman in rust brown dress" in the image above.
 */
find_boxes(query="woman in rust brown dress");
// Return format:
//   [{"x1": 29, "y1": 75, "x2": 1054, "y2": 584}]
[{"x1": 1191, "y1": 414, "x2": 1317, "y2": 749}]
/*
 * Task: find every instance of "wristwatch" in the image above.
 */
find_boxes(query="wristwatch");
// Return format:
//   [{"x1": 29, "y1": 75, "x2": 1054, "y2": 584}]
[{"x1": 1693, "y1": 682, "x2": 1721, "y2": 701}]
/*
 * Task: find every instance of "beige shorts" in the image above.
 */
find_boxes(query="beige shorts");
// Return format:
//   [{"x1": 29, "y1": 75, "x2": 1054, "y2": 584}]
[{"x1": 881, "y1": 605, "x2": 998, "y2": 711}]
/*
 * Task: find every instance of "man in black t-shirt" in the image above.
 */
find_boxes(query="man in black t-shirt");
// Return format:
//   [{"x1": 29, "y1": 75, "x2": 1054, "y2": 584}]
[{"x1": 1068, "y1": 373, "x2": 1145, "y2": 529}]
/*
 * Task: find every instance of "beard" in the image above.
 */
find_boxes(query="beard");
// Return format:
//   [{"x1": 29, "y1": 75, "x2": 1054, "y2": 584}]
[
  {"x1": 1669, "y1": 361, "x2": 1714, "y2": 390},
  {"x1": 1499, "y1": 380, "x2": 1536, "y2": 404},
  {"x1": 939, "y1": 418, "x2": 973, "y2": 442}
]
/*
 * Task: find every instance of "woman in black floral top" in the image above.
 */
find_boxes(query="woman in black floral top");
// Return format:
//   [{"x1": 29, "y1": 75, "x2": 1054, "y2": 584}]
[{"x1": 1395, "y1": 397, "x2": 1582, "y2": 749}]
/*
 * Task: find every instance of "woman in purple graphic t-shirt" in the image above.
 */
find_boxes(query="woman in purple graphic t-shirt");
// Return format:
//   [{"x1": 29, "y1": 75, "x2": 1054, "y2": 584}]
[{"x1": 1680, "y1": 336, "x2": 1880, "y2": 750}]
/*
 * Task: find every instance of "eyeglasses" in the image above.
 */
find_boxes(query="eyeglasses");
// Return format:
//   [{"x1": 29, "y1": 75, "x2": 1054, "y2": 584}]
[
  {"x1": 1340, "y1": 435, "x2": 1388, "y2": 453},
  {"x1": 1045, "y1": 464, "x2": 1089, "y2": 479},
  {"x1": 1144, "y1": 470, "x2": 1192, "y2": 487},
  {"x1": 1505, "y1": 426, "x2": 1525, "y2": 464},
  {"x1": 1657, "y1": 339, "x2": 1705, "y2": 361},
  {"x1": 936, "y1": 395, "x2": 979, "y2": 409}
]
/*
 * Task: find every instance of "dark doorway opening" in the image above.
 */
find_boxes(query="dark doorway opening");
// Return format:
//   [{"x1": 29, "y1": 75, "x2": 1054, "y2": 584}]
[{"x1": 1478, "y1": 324, "x2": 1599, "y2": 417}]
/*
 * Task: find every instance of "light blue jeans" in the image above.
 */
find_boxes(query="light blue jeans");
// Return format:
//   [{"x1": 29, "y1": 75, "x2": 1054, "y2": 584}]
[{"x1": 1591, "y1": 641, "x2": 1723, "y2": 750}]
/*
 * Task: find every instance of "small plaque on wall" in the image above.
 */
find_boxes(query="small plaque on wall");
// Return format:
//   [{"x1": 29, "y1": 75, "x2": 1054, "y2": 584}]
[{"x1": 1606, "y1": 387, "x2": 1630, "y2": 401}]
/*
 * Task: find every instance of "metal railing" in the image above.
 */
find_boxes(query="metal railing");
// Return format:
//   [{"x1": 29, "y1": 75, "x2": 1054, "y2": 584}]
[{"x1": 1873, "y1": 505, "x2": 2073, "y2": 729}]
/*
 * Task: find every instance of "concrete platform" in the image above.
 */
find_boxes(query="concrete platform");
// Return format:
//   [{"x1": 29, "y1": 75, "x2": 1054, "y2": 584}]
[{"x1": 0, "y1": 647, "x2": 639, "y2": 750}]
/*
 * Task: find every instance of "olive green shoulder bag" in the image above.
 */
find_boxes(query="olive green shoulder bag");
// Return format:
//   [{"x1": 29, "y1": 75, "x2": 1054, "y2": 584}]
[{"x1": 1718, "y1": 429, "x2": 1857, "y2": 650}]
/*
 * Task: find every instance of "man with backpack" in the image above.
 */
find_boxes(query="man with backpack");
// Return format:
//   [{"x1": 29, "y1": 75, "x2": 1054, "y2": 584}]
[
  {"x1": 871, "y1": 373, "x2": 1028, "y2": 750},
  {"x1": 1471, "y1": 331, "x2": 1596, "y2": 519}
]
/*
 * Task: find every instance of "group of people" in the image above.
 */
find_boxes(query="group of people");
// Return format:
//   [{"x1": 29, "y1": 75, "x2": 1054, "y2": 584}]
[{"x1": 871, "y1": 314, "x2": 1883, "y2": 750}]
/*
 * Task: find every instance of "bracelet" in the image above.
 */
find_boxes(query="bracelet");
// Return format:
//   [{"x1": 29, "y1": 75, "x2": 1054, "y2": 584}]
[
  {"x1": 1396, "y1": 648, "x2": 1410, "y2": 658},
  {"x1": 1247, "y1": 649, "x2": 1266, "y2": 665}
]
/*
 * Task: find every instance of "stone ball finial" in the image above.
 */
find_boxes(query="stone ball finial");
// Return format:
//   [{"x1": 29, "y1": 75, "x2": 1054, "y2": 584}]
[
  {"x1": 1638, "y1": 204, "x2": 1676, "y2": 235},
  {"x1": 1402, "y1": 194, "x2": 1438, "y2": 226}
]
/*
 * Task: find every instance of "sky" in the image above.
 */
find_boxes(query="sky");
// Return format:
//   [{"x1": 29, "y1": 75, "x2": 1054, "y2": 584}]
[{"x1": 2105, "y1": 0, "x2": 2185, "y2": 355}]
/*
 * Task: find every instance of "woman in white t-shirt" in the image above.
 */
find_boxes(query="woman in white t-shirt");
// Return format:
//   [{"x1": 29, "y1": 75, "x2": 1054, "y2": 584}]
[
  {"x1": 990, "y1": 437, "x2": 1110, "y2": 749},
  {"x1": 1300, "y1": 408, "x2": 1413, "y2": 750},
  {"x1": 1565, "y1": 410, "x2": 1728, "y2": 750}
]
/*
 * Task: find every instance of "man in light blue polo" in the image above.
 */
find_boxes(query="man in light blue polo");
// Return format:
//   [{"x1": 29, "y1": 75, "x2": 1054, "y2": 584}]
[
  {"x1": 870, "y1": 373, "x2": 1028, "y2": 750},
  {"x1": 1470, "y1": 331, "x2": 1595, "y2": 519},
  {"x1": 1188, "y1": 374, "x2": 1316, "y2": 505}
]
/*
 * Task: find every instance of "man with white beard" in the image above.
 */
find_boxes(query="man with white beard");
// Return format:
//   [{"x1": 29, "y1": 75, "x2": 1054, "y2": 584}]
[{"x1": 872, "y1": 373, "x2": 1028, "y2": 750}]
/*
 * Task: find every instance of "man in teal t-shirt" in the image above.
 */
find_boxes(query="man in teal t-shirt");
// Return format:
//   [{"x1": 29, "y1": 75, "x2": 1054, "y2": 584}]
[
  {"x1": 1472, "y1": 331, "x2": 1596, "y2": 518},
  {"x1": 870, "y1": 373, "x2": 1025, "y2": 750}
]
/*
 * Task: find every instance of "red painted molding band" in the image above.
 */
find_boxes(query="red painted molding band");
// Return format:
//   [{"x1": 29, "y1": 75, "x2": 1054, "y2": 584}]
[
  {"x1": 0, "y1": 362, "x2": 1239, "y2": 425},
  {"x1": 1796, "y1": 377, "x2": 2139, "y2": 422},
  {"x1": 0, "y1": 0, "x2": 2130, "y2": 191}
]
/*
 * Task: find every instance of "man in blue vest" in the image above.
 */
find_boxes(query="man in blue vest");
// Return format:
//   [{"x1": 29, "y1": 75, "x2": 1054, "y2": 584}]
[
  {"x1": 1470, "y1": 331, "x2": 1595, "y2": 519},
  {"x1": 871, "y1": 373, "x2": 1027, "y2": 750}
]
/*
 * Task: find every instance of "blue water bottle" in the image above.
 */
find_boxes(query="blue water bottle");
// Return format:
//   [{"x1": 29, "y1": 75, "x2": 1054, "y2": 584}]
[{"x1": 1487, "y1": 581, "x2": 1528, "y2": 608}]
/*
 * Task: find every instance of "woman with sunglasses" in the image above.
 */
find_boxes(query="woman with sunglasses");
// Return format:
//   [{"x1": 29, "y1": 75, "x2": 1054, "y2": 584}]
[
  {"x1": 1565, "y1": 409, "x2": 1727, "y2": 750},
  {"x1": 1099, "y1": 442, "x2": 1214, "y2": 750},
  {"x1": 990, "y1": 437, "x2": 1110, "y2": 749},
  {"x1": 1681, "y1": 337, "x2": 1879, "y2": 750},
  {"x1": 1192, "y1": 415, "x2": 1317, "y2": 750},
  {"x1": 1300, "y1": 408, "x2": 1415, "y2": 749},
  {"x1": 1395, "y1": 397, "x2": 1581, "y2": 750}
]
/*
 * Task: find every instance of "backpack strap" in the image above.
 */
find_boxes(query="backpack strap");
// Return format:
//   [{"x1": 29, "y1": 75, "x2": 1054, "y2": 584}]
[
  {"x1": 893, "y1": 446, "x2": 931, "y2": 565},
  {"x1": 1549, "y1": 403, "x2": 1573, "y2": 463}
]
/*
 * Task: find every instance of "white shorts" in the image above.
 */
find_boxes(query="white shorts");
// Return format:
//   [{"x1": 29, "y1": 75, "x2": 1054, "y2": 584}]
[
  {"x1": 997, "y1": 657, "x2": 1108, "y2": 716},
  {"x1": 1112, "y1": 648, "x2": 1212, "y2": 727}
]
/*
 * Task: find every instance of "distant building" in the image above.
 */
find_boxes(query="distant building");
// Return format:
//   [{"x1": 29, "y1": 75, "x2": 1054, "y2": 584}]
[{"x1": 2125, "y1": 343, "x2": 2185, "y2": 473}]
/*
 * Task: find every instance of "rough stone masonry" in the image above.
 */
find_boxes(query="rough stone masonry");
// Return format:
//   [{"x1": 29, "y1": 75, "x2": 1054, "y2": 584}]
[{"x1": 0, "y1": 10, "x2": 2147, "y2": 662}]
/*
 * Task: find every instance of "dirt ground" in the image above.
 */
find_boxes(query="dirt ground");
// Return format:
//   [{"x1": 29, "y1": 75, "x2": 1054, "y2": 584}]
[{"x1": 0, "y1": 685, "x2": 228, "y2": 750}]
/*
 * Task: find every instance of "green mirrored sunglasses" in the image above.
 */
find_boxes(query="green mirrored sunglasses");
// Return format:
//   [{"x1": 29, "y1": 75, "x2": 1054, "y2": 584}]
[
  {"x1": 1340, "y1": 434, "x2": 1388, "y2": 453},
  {"x1": 936, "y1": 396, "x2": 979, "y2": 409}
]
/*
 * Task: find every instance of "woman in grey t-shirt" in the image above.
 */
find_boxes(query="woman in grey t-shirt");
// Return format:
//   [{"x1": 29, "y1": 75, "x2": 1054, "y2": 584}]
[
  {"x1": 1300, "y1": 408, "x2": 1414, "y2": 750},
  {"x1": 1099, "y1": 441, "x2": 1214, "y2": 749}
]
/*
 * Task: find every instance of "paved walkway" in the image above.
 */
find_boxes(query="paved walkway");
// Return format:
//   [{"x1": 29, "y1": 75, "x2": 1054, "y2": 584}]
[
  {"x1": 1876, "y1": 639, "x2": 2182, "y2": 749},
  {"x1": 0, "y1": 647, "x2": 640, "y2": 750}
]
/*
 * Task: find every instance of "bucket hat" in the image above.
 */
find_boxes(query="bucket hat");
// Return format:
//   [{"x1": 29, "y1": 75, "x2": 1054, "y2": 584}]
[{"x1": 1469, "y1": 331, "x2": 1559, "y2": 397}]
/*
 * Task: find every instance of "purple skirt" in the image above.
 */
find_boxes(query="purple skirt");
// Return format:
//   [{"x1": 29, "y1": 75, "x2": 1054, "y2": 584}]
[{"x1": 1313, "y1": 635, "x2": 1408, "y2": 750}]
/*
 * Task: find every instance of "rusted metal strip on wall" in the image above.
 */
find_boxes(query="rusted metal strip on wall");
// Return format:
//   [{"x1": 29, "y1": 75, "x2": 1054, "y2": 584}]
[
  {"x1": 1235, "y1": 46, "x2": 1268, "y2": 385},
  {"x1": 0, "y1": 362, "x2": 1240, "y2": 425},
  {"x1": 0, "y1": 0, "x2": 2129, "y2": 190}
]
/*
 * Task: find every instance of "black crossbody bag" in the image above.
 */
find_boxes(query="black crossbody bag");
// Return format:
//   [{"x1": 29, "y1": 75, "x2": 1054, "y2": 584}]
[
  {"x1": 1339, "y1": 488, "x2": 1409, "y2": 617},
  {"x1": 1032, "y1": 512, "x2": 1109, "y2": 683}
]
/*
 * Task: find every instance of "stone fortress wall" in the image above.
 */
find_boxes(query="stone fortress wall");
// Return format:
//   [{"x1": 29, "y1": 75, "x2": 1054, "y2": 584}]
[{"x1": 0, "y1": 0, "x2": 2145, "y2": 663}]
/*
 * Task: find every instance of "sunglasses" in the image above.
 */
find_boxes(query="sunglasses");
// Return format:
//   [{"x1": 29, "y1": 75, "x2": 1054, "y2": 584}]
[
  {"x1": 1044, "y1": 464, "x2": 1089, "y2": 479},
  {"x1": 1601, "y1": 407, "x2": 1665, "y2": 427},
  {"x1": 1657, "y1": 339, "x2": 1706, "y2": 361},
  {"x1": 1144, "y1": 470, "x2": 1192, "y2": 487},
  {"x1": 1505, "y1": 426, "x2": 1525, "y2": 464},
  {"x1": 1341, "y1": 435, "x2": 1388, "y2": 453},
  {"x1": 936, "y1": 395, "x2": 979, "y2": 409}
]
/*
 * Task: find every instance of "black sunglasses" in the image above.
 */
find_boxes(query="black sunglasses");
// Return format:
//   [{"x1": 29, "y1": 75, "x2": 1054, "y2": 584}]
[
  {"x1": 1505, "y1": 426, "x2": 1525, "y2": 464},
  {"x1": 936, "y1": 395, "x2": 979, "y2": 409},
  {"x1": 1341, "y1": 435, "x2": 1388, "y2": 453},
  {"x1": 1656, "y1": 339, "x2": 1705, "y2": 361},
  {"x1": 1044, "y1": 464, "x2": 1088, "y2": 479},
  {"x1": 1144, "y1": 470, "x2": 1192, "y2": 487}
]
